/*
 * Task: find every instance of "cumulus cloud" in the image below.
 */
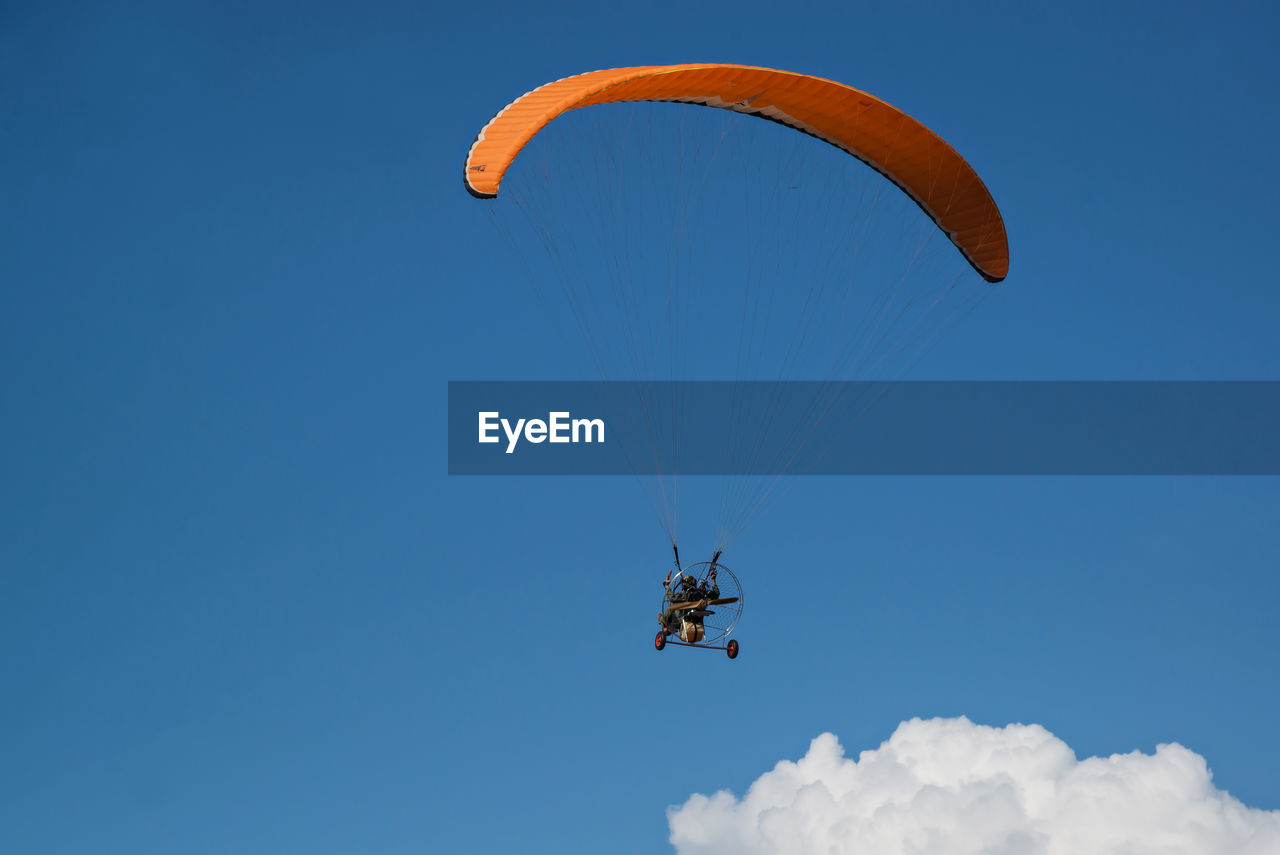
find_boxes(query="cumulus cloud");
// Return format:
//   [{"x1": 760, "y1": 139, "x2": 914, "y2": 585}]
[{"x1": 668, "y1": 717, "x2": 1280, "y2": 855}]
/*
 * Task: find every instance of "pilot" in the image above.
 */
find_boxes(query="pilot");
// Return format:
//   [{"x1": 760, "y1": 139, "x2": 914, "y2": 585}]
[
  {"x1": 677, "y1": 574, "x2": 700, "y2": 602},
  {"x1": 659, "y1": 573, "x2": 701, "y2": 634}
]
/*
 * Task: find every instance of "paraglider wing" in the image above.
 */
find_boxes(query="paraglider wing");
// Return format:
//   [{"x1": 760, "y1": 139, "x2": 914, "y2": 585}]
[{"x1": 464, "y1": 63, "x2": 1009, "y2": 281}]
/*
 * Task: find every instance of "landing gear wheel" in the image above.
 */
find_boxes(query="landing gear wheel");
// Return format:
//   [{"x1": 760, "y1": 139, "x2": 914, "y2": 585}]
[
  {"x1": 726, "y1": 639, "x2": 739, "y2": 659},
  {"x1": 654, "y1": 631, "x2": 667, "y2": 651}
]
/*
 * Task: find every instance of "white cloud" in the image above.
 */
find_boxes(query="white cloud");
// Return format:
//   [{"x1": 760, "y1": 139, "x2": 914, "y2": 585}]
[{"x1": 667, "y1": 717, "x2": 1280, "y2": 855}]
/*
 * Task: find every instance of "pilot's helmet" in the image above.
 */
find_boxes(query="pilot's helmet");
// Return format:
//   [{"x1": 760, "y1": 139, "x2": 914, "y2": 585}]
[{"x1": 681, "y1": 575, "x2": 698, "y2": 589}]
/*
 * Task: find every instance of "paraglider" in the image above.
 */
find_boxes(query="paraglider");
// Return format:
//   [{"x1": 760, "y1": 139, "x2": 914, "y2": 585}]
[
  {"x1": 464, "y1": 63, "x2": 1008, "y2": 281},
  {"x1": 464, "y1": 64, "x2": 1008, "y2": 654}
]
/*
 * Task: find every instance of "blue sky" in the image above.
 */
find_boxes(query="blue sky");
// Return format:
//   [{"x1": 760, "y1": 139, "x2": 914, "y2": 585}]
[{"x1": 3, "y1": 2, "x2": 1278, "y2": 853}]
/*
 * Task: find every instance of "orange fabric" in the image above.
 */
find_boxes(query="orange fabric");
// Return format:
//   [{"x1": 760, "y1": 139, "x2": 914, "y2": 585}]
[{"x1": 465, "y1": 64, "x2": 1008, "y2": 282}]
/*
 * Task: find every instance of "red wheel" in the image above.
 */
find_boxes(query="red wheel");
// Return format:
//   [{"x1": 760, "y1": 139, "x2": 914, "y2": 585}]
[
  {"x1": 654, "y1": 631, "x2": 667, "y2": 651},
  {"x1": 726, "y1": 639, "x2": 739, "y2": 659}
]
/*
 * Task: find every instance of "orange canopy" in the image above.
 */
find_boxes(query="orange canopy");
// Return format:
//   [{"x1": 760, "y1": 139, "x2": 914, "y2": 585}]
[{"x1": 465, "y1": 64, "x2": 1008, "y2": 282}]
